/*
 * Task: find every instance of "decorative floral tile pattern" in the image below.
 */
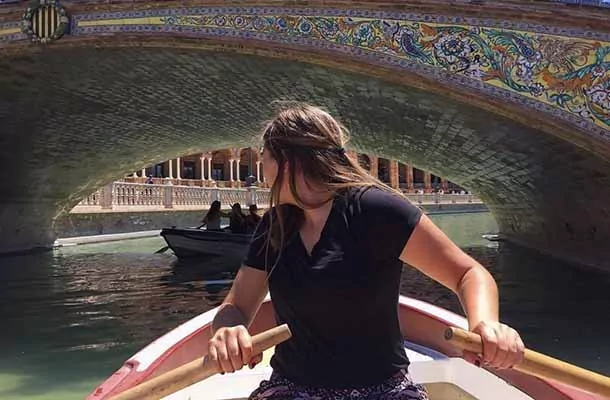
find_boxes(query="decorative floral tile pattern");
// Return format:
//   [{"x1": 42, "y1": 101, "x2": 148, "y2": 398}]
[{"x1": 2, "y1": 6, "x2": 609, "y2": 138}]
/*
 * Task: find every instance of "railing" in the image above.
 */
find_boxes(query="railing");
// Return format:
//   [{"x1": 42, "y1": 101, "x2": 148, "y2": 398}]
[
  {"x1": 550, "y1": 0, "x2": 610, "y2": 7},
  {"x1": 70, "y1": 182, "x2": 271, "y2": 213},
  {"x1": 404, "y1": 193, "x2": 480, "y2": 205},
  {"x1": 78, "y1": 191, "x2": 101, "y2": 207},
  {"x1": 113, "y1": 182, "x2": 165, "y2": 207},
  {"x1": 70, "y1": 182, "x2": 480, "y2": 213}
]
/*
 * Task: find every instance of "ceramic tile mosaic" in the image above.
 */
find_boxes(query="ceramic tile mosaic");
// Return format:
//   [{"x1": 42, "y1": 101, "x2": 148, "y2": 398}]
[{"x1": 1, "y1": 6, "x2": 609, "y2": 138}]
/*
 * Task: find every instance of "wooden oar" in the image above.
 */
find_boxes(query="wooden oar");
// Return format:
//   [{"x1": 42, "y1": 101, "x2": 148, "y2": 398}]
[
  {"x1": 109, "y1": 324, "x2": 292, "y2": 400},
  {"x1": 445, "y1": 327, "x2": 610, "y2": 398}
]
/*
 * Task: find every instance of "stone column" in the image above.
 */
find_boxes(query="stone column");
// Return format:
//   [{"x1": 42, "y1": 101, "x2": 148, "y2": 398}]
[
  {"x1": 229, "y1": 159, "x2": 234, "y2": 182},
  {"x1": 246, "y1": 186, "x2": 258, "y2": 206},
  {"x1": 164, "y1": 183, "x2": 173, "y2": 208},
  {"x1": 132, "y1": 171, "x2": 137, "y2": 178},
  {"x1": 256, "y1": 161, "x2": 261, "y2": 182},
  {"x1": 176, "y1": 157, "x2": 181, "y2": 180},
  {"x1": 100, "y1": 183, "x2": 114, "y2": 209},
  {"x1": 229, "y1": 148, "x2": 240, "y2": 188},
  {"x1": 207, "y1": 158, "x2": 212, "y2": 180},
  {"x1": 406, "y1": 163, "x2": 414, "y2": 192},
  {"x1": 236, "y1": 159, "x2": 241, "y2": 182},
  {"x1": 168, "y1": 160, "x2": 173, "y2": 179},
  {"x1": 369, "y1": 156, "x2": 379, "y2": 178},
  {"x1": 200, "y1": 156, "x2": 206, "y2": 181},
  {"x1": 141, "y1": 168, "x2": 146, "y2": 177},
  {"x1": 389, "y1": 160, "x2": 399, "y2": 189},
  {"x1": 424, "y1": 171, "x2": 432, "y2": 193},
  {"x1": 210, "y1": 187, "x2": 219, "y2": 202}
]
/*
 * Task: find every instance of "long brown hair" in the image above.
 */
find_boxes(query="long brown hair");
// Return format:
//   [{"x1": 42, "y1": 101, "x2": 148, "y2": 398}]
[
  {"x1": 204, "y1": 200, "x2": 221, "y2": 222},
  {"x1": 261, "y1": 102, "x2": 403, "y2": 259}
]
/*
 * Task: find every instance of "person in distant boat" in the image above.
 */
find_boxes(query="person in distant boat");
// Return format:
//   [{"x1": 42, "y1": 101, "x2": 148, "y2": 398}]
[
  {"x1": 229, "y1": 203, "x2": 248, "y2": 234},
  {"x1": 145, "y1": 175, "x2": 154, "y2": 184},
  {"x1": 208, "y1": 103, "x2": 525, "y2": 400},
  {"x1": 200, "y1": 200, "x2": 223, "y2": 231},
  {"x1": 245, "y1": 204, "x2": 262, "y2": 233}
]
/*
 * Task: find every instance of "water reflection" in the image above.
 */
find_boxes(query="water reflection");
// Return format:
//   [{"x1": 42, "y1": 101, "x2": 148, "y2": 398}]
[
  {"x1": 0, "y1": 213, "x2": 608, "y2": 400},
  {"x1": 486, "y1": 243, "x2": 610, "y2": 371},
  {"x1": 161, "y1": 261, "x2": 235, "y2": 307}
]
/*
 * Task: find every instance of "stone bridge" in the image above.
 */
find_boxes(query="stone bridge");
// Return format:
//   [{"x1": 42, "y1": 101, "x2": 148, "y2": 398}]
[{"x1": 0, "y1": 0, "x2": 609, "y2": 270}]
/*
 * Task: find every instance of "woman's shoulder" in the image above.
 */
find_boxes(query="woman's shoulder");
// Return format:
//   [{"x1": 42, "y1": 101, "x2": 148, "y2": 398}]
[
  {"x1": 349, "y1": 186, "x2": 412, "y2": 210},
  {"x1": 346, "y1": 186, "x2": 422, "y2": 225},
  {"x1": 346, "y1": 186, "x2": 423, "y2": 260}
]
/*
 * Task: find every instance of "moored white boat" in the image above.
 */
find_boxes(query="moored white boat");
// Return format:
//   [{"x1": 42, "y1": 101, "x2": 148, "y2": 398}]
[{"x1": 87, "y1": 296, "x2": 607, "y2": 400}]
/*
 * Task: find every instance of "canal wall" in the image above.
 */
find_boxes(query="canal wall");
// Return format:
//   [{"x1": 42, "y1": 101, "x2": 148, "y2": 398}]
[
  {"x1": 54, "y1": 203, "x2": 488, "y2": 238},
  {"x1": 55, "y1": 210, "x2": 207, "y2": 238},
  {"x1": 422, "y1": 203, "x2": 488, "y2": 215}
]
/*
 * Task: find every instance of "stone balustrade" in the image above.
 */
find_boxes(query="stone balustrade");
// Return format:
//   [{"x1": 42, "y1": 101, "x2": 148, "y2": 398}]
[
  {"x1": 551, "y1": 0, "x2": 610, "y2": 7},
  {"x1": 70, "y1": 182, "x2": 269, "y2": 214},
  {"x1": 70, "y1": 182, "x2": 480, "y2": 214},
  {"x1": 408, "y1": 192, "x2": 480, "y2": 205}
]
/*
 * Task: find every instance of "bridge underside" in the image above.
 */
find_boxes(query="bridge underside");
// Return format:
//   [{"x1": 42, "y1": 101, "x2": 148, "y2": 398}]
[{"x1": 1, "y1": 46, "x2": 610, "y2": 269}]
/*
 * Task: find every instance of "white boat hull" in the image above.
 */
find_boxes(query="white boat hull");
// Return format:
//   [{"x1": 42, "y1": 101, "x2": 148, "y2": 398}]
[
  {"x1": 88, "y1": 296, "x2": 604, "y2": 400},
  {"x1": 164, "y1": 344, "x2": 533, "y2": 400}
]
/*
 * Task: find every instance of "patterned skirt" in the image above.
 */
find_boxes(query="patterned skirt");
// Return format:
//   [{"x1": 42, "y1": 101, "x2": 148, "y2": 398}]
[{"x1": 248, "y1": 369, "x2": 429, "y2": 400}]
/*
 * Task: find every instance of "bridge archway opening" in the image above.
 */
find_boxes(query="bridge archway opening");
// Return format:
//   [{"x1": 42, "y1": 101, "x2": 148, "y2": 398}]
[{"x1": 0, "y1": 42, "x2": 609, "y2": 270}]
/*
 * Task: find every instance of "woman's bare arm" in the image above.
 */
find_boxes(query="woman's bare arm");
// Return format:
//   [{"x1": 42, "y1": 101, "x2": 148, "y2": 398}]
[
  {"x1": 211, "y1": 266, "x2": 269, "y2": 333},
  {"x1": 400, "y1": 214, "x2": 524, "y2": 369},
  {"x1": 400, "y1": 214, "x2": 498, "y2": 328}
]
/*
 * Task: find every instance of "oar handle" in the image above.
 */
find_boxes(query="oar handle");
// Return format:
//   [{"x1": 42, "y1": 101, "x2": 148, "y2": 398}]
[
  {"x1": 445, "y1": 327, "x2": 610, "y2": 398},
  {"x1": 109, "y1": 324, "x2": 292, "y2": 400}
]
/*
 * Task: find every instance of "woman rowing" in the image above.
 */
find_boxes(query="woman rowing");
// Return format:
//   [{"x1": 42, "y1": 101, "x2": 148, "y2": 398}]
[{"x1": 207, "y1": 103, "x2": 524, "y2": 399}]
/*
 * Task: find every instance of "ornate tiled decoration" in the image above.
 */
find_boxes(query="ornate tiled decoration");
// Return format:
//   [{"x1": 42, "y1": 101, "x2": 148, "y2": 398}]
[
  {"x1": 20, "y1": 0, "x2": 70, "y2": 44},
  {"x1": 1, "y1": 6, "x2": 609, "y2": 136}
]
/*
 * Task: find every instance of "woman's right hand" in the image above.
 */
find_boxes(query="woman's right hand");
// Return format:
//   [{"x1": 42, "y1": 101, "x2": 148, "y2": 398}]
[{"x1": 207, "y1": 325, "x2": 262, "y2": 373}]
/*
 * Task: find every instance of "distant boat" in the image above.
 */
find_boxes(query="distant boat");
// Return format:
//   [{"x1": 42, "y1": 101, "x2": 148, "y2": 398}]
[{"x1": 160, "y1": 227, "x2": 251, "y2": 263}]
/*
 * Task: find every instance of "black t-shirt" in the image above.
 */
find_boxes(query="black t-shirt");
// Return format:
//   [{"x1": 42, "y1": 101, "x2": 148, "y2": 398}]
[{"x1": 243, "y1": 186, "x2": 423, "y2": 388}]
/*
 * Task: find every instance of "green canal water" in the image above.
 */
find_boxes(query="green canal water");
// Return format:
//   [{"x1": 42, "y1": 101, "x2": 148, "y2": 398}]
[{"x1": 0, "y1": 212, "x2": 609, "y2": 399}]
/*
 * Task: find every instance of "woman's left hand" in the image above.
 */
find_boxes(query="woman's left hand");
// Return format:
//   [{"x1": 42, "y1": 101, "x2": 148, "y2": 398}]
[{"x1": 464, "y1": 321, "x2": 525, "y2": 369}]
